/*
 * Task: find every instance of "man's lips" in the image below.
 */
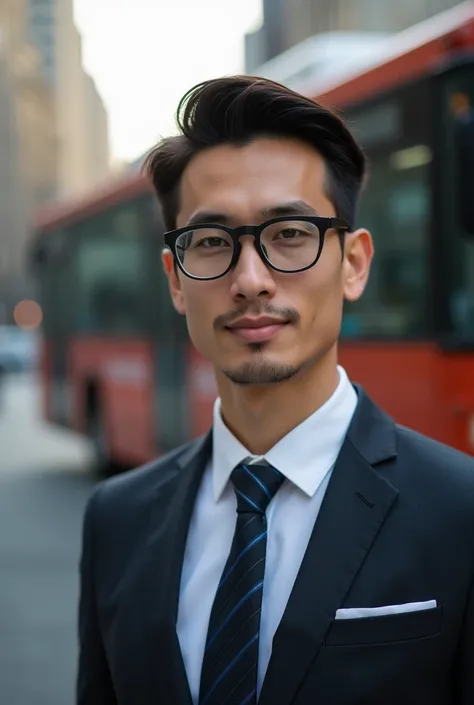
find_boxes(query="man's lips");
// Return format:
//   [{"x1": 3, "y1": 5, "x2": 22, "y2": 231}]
[{"x1": 225, "y1": 317, "x2": 288, "y2": 342}]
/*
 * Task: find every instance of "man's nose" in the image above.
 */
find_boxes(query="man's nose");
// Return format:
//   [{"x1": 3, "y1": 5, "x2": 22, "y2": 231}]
[{"x1": 228, "y1": 237, "x2": 277, "y2": 301}]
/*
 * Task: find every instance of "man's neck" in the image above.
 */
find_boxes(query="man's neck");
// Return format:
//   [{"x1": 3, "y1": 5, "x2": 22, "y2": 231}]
[{"x1": 216, "y1": 352, "x2": 340, "y2": 456}]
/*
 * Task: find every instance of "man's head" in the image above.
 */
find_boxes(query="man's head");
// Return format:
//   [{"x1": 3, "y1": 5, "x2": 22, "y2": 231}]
[{"x1": 145, "y1": 76, "x2": 373, "y2": 387}]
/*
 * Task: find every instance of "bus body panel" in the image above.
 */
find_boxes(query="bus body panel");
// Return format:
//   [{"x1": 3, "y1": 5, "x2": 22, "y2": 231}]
[
  {"x1": 187, "y1": 345, "x2": 218, "y2": 439},
  {"x1": 43, "y1": 339, "x2": 474, "y2": 468},
  {"x1": 69, "y1": 339, "x2": 156, "y2": 466},
  {"x1": 443, "y1": 352, "x2": 474, "y2": 453},
  {"x1": 39, "y1": 337, "x2": 52, "y2": 423},
  {"x1": 338, "y1": 345, "x2": 474, "y2": 455},
  {"x1": 314, "y1": 5, "x2": 474, "y2": 107},
  {"x1": 339, "y1": 343, "x2": 446, "y2": 440}
]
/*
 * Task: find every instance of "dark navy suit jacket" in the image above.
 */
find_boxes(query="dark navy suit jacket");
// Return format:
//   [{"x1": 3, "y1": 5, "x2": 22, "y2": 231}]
[{"x1": 77, "y1": 386, "x2": 474, "y2": 704}]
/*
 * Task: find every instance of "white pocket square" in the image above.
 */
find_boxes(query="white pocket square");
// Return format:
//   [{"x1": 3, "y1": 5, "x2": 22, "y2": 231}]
[{"x1": 335, "y1": 599, "x2": 437, "y2": 620}]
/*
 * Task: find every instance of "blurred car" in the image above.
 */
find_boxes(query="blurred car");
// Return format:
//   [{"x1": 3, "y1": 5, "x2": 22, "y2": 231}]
[{"x1": 0, "y1": 325, "x2": 39, "y2": 374}]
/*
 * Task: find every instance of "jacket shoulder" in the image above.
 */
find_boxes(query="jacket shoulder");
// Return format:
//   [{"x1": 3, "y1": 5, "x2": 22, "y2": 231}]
[
  {"x1": 394, "y1": 423, "x2": 474, "y2": 498},
  {"x1": 86, "y1": 436, "x2": 205, "y2": 519}
]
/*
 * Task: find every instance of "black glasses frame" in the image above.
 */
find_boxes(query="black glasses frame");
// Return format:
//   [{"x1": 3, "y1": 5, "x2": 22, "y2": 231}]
[{"x1": 163, "y1": 215, "x2": 349, "y2": 281}]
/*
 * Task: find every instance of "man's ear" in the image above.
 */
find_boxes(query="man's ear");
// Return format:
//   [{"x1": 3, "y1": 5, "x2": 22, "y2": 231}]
[
  {"x1": 342, "y1": 228, "x2": 374, "y2": 302},
  {"x1": 162, "y1": 248, "x2": 185, "y2": 315}
]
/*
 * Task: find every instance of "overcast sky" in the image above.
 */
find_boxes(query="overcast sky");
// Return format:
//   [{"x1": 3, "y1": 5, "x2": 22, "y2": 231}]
[{"x1": 74, "y1": 0, "x2": 261, "y2": 163}]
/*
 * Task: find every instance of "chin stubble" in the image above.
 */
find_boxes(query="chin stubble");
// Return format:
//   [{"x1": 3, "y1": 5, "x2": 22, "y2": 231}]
[{"x1": 222, "y1": 349, "x2": 310, "y2": 386}]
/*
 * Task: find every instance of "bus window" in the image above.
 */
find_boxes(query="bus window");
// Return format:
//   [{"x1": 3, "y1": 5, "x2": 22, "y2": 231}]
[
  {"x1": 442, "y1": 65, "x2": 474, "y2": 343},
  {"x1": 76, "y1": 238, "x2": 146, "y2": 335},
  {"x1": 73, "y1": 203, "x2": 148, "y2": 336},
  {"x1": 342, "y1": 85, "x2": 432, "y2": 339}
]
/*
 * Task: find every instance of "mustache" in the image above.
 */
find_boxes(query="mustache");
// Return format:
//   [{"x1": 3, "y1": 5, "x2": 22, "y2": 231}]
[{"x1": 214, "y1": 302, "x2": 300, "y2": 330}]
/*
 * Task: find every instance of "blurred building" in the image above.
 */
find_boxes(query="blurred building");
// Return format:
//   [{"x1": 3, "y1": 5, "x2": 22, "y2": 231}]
[
  {"x1": 27, "y1": 0, "x2": 110, "y2": 198},
  {"x1": 246, "y1": 0, "x2": 465, "y2": 66},
  {"x1": 83, "y1": 73, "x2": 110, "y2": 187},
  {"x1": 245, "y1": 0, "x2": 286, "y2": 72},
  {"x1": 0, "y1": 0, "x2": 57, "y2": 323}
]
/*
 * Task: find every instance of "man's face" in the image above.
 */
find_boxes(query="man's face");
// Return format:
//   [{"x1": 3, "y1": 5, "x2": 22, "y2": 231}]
[{"x1": 163, "y1": 137, "x2": 372, "y2": 386}]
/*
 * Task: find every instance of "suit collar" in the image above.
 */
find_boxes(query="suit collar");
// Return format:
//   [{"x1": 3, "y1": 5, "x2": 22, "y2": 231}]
[
  {"x1": 176, "y1": 430, "x2": 213, "y2": 472},
  {"x1": 347, "y1": 383, "x2": 398, "y2": 466}
]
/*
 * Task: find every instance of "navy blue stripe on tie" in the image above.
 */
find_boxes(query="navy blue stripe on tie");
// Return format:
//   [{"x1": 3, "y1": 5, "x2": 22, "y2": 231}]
[
  {"x1": 242, "y1": 465, "x2": 271, "y2": 499},
  {"x1": 218, "y1": 532, "x2": 267, "y2": 589},
  {"x1": 217, "y1": 607, "x2": 262, "y2": 663},
  {"x1": 240, "y1": 691, "x2": 257, "y2": 705},
  {"x1": 235, "y1": 489, "x2": 262, "y2": 513},
  {"x1": 206, "y1": 581, "x2": 263, "y2": 650},
  {"x1": 214, "y1": 564, "x2": 265, "y2": 629},
  {"x1": 200, "y1": 634, "x2": 259, "y2": 705}
]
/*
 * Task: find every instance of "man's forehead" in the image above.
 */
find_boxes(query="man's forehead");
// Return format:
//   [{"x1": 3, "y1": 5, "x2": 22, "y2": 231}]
[
  {"x1": 182, "y1": 200, "x2": 322, "y2": 228},
  {"x1": 181, "y1": 137, "x2": 326, "y2": 180},
  {"x1": 177, "y1": 139, "x2": 329, "y2": 225}
]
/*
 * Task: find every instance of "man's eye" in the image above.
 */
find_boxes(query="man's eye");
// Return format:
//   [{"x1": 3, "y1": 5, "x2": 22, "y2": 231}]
[
  {"x1": 276, "y1": 228, "x2": 308, "y2": 239},
  {"x1": 196, "y1": 237, "x2": 230, "y2": 248}
]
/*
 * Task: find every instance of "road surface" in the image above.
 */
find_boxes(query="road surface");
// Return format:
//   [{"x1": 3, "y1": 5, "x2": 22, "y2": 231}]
[
  {"x1": 0, "y1": 373, "x2": 93, "y2": 476},
  {"x1": 0, "y1": 373, "x2": 96, "y2": 705}
]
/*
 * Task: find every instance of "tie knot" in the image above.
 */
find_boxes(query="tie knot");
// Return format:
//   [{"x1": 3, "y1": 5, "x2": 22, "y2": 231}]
[{"x1": 231, "y1": 461, "x2": 285, "y2": 515}]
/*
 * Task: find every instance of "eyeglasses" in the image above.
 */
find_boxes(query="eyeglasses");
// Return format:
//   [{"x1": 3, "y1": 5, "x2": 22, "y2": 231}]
[{"x1": 163, "y1": 216, "x2": 349, "y2": 281}]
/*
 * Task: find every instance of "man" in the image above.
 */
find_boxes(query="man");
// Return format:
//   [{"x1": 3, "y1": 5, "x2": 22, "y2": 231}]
[{"x1": 77, "y1": 76, "x2": 474, "y2": 705}]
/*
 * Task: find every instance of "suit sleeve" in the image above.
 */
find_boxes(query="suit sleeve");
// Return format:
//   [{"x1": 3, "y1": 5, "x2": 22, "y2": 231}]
[
  {"x1": 76, "y1": 487, "x2": 117, "y2": 705},
  {"x1": 456, "y1": 566, "x2": 474, "y2": 704}
]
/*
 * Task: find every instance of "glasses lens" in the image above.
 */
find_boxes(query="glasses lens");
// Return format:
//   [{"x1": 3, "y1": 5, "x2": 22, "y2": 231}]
[
  {"x1": 261, "y1": 220, "x2": 321, "y2": 271},
  {"x1": 175, "y1": 228, "x2": 234, "y2": 278}
]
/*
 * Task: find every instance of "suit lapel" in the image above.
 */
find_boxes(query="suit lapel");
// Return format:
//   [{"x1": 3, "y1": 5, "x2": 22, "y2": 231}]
[
  {"x1": 136, "y1": 432, "x2": 212, "y2": 705},
  {"x1": 259, "y1": 387, "x2": 399, "y2": 705}
]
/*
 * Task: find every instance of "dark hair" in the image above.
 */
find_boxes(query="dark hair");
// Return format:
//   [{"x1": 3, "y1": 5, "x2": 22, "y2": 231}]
[{"x1": 144, "y1": 75, "x2": 366, "y2": 231}]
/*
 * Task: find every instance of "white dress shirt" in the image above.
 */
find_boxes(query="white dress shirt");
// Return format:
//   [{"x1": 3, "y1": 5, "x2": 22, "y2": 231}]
[{"x1": 176, "y1": 365, "x2": 358, "y2": 703}]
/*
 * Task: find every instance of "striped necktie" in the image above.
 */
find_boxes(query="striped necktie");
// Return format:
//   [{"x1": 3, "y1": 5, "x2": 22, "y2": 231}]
[{"x1": 199, "y1": 460, "x2": 285, "y2": 705}]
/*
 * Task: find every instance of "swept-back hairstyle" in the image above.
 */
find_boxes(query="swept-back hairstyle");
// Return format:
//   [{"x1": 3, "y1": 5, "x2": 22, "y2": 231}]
[{"x1": 144, "y1": 75, "x2": 366, "y2": 231}]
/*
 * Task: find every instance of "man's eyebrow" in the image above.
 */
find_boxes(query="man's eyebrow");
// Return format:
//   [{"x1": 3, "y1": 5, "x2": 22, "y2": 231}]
[
  {"x1": 259, "y1": 201, "x2": 320, "y2": 218},
  {"x1": 185, "y1": 200, "x2": 320, "y2": 227},
  {"x1": 186, "y1": 211, "x2": 232, "y2": 227}
]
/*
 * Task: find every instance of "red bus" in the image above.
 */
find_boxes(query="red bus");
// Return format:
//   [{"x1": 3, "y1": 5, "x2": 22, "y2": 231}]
[{"x1": 32, "y1": 5, "x2": 474, "y2": 472}]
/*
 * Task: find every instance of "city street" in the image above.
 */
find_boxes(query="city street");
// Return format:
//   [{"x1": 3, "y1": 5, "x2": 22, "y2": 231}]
[{"x1": 0, "y1": 373, "x2": 95, "y2": 705}]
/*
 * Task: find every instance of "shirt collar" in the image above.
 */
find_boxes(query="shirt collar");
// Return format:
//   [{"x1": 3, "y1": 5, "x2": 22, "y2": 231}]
[{"x1": 212, "y1": 365, "x2": 358, "y2": 502}]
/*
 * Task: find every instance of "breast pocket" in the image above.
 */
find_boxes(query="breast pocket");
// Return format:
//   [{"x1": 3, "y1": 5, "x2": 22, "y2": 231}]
[{"x1": 325, "y1": 606, "x2": 442, "y2": 646}]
